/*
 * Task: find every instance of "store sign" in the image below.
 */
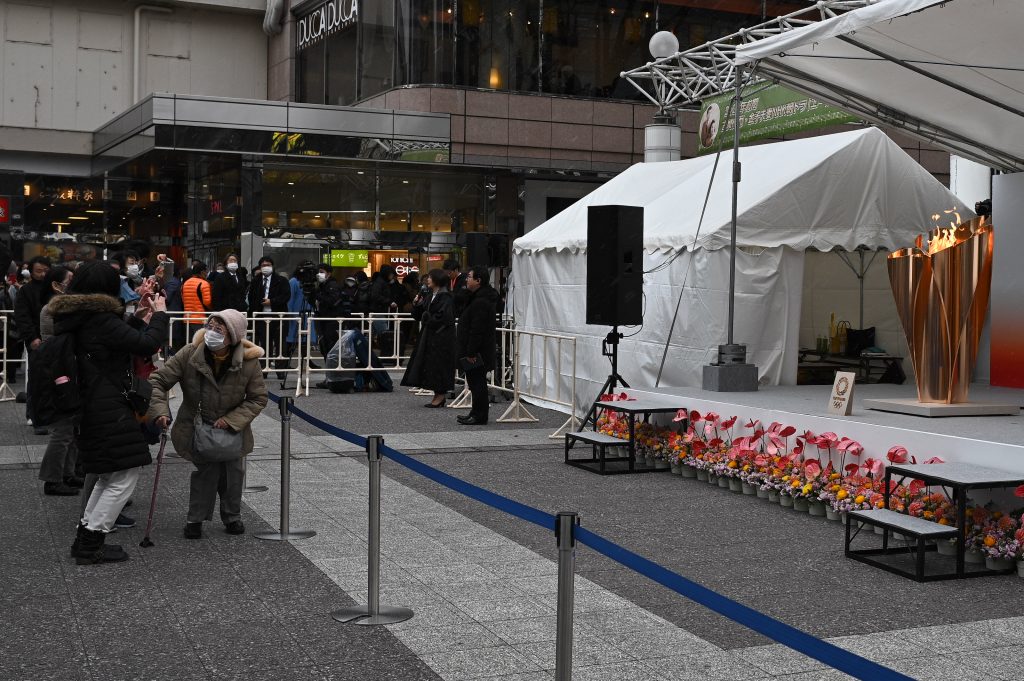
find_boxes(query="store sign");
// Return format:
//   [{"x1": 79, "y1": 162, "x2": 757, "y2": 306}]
[
  {"x1": 390, "y1": 257, "x2": 419, "y2": 277},
  {"x1": 297, "y1": 0, "x2": 358, "y2": 51},
  {"x1": 697, "y1": 84, "x2": 858, "y2": 154},
  {"x1": 0, "y1": 197, "x2": 8, "y2": 224},
  {"x1": 329, "y1": 249, "x2": 369, "y2": 267}
]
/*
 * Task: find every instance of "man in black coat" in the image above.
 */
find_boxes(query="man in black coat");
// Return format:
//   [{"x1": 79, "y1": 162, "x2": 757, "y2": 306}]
[
  {"x1": 14, "y1": 255, "x2": 51, "y2": 434},
  {"x1": 211, "y1": 253, "x2": 248, "y2": 312},
  {"x1": 445, "y1": 259, "x2": 470, "y2": 316},
  {"x1": 456, "y1": 266, "x2": 499, "y2": 426},
  {"x1": 246, "y1": 256, "x2": 290, "y2": 367}
]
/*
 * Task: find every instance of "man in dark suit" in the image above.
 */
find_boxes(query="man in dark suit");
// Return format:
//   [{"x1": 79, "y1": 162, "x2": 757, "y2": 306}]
[
  {"x1": 456, "y1": 266, "x2": 499, "y2": 426},
  {"x1": 247, "y1": 256, "x2": 290, "y2": 369}
]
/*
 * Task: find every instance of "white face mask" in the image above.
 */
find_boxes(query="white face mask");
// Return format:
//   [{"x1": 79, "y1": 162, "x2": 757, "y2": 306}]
[
  {"x1": 204, "y1": 329, "x2": 227, "y2": 351},
  {"x1": 316, "y1": 272, "x2": 327, "y2": 283},
  {"x1": 227, "y1": 262, "x2": 238, "y2": 272},
  {"x1": 216, "y1": 268, "x2": 225, "y2": 274},
  {"x1": 20, "y1": 269, "x2": 29, "y2": 278},
  {"x1": 261, "y1": 266, "x2": 273, "y2": 276},
  {"x1": 126, "y1": 264, "x2": 140, "y2": 277}
]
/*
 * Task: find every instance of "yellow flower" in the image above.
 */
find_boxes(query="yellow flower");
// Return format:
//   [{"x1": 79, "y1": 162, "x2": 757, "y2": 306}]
[
  {"x1": 802, "y1": 484, "x2": 813, "y2": 495},
  {"x1": 830, "y1": 472, "x2": 841, "y2": 480},
  {"x1": 727, "y1": 460, "x2": 738, "y2": 469},
  {"x1": 837, "y1": 489, "x2": 849, "y2": 500},
  {"x1": 854, "y1": 495, "x2": 866, "y2": 504},
  {"x1": 782, "y1": 475, "x2": 791, "y2": 482},
  {"x1": 790, "y1": 479, "x2": 801, "y2": 488},
  {"x1": 830, "y1": 484, "x2": 841, "y2": 492},
  {"x1": 742, "y1": 464, "x2": 751, "y2": 472}
]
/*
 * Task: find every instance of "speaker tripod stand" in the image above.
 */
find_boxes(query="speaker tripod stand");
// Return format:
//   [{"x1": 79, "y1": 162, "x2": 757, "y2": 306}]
[{"x1": 581, "y1": 327, "x2": 629, "y2": 430}]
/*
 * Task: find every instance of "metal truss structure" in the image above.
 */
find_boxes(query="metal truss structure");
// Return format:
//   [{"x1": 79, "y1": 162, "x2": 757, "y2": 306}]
[{"x1": 620, "y1": 1, "x2": 875, "y2": 112}]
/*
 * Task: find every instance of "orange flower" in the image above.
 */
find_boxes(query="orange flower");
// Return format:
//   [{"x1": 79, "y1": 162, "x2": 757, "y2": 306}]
[
  {"x1": 837, "y1": 489, "x2": 849, "y2": 500},
  {"x1": 984, "y1": 535, "x2": 997, "y2": 547},
  {"x1": 938, "y1": 518, "x2": 949, "y2": 525}
]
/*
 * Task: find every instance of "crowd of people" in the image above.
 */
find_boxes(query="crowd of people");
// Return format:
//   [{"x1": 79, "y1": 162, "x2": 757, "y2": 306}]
[{"x1": 0, "y1": 244, "x2": 502, "y2": 564}]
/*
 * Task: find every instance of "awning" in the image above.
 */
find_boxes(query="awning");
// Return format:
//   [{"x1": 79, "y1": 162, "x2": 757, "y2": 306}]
[{"x1": 735, "y1": 0, "x2": 1024, "y2": 171}]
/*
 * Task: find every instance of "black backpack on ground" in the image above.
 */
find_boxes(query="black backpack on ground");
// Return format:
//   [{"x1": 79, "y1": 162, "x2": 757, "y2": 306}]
[{"x1": 28, "y1": 332, "x2": 84, "y2": 427}]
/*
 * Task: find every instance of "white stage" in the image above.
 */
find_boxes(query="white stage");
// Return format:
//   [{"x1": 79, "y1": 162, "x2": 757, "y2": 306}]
[{"x1": 618, "y1": 383, "x2": 1024, "y2": 475}]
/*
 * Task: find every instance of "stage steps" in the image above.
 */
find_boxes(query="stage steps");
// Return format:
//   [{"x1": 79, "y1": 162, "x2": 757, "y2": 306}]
[
  {"x1": 564, "y1": 431, "x2": 632, "y2": 475},
  {"x1": 846, "y1": 508, "x2": 959, "y2": 582}
]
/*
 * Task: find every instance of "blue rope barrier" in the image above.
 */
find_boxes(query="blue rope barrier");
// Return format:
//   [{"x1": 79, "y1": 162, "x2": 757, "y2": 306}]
[
  {"x1": 270, "y1": 393, "x2": 912, "y2": 681},
  {"x1": 574, "y1": 527, "x2": 914, "y2": 681},
  {"x1": 380, "y1": 444, "x2": 556, "y2": 531}
]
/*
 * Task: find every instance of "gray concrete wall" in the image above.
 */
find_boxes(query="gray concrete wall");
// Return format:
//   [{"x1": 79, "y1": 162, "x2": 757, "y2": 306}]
[{"x1": 0, "y1": 0, "x2": 267, "y2": 137}]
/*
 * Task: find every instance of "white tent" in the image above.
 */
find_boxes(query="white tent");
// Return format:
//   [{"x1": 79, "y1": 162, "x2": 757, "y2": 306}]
[
  {"x1": 734, "y1": 0, "x2": 1024, "y2": 172},
  {"x1": 512, "y1": 127, "x2": 971, "y2": 414}
]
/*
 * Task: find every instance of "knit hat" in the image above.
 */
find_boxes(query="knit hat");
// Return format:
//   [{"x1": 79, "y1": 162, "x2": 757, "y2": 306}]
[{"x1": 209, "y1": 309, "x2": 247, "y2": 345}]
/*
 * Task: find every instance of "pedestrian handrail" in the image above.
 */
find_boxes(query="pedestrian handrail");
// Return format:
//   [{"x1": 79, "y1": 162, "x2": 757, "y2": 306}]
[{"x1": 266, "y1": 391, "x2": 916, "y2": 681}]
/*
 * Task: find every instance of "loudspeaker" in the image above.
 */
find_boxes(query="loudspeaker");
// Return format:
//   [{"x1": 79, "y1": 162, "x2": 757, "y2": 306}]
[
  {"x1": 586, "y1": 205, "x2": 643, "y2": 326},
  {"x1": 465, "y1": 233, "x2": 489, "y2": 267},
  {"x1": 488, "y1": 234, "x2": 509, "y2": 267}
]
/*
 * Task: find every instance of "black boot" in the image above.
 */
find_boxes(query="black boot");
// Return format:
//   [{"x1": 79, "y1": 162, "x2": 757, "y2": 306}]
[
  {"x1": 71, "y1": 524, "x2": 126, "y2": 559},
  {"x1": 74, "y1": 527, "x2": 129, "y2": 565}
]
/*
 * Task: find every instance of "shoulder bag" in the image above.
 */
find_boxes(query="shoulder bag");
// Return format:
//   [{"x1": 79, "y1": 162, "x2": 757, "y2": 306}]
[{"x1": 192, "y1": 399, "x2": 243, "y2": 463}]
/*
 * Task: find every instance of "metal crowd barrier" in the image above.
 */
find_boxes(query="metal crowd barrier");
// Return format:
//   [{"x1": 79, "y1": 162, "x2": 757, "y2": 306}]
[
  {"x1": 495, "y1": 329, "x2": 579, "y2": 439},
  {"x1": 0, "y1": 314, "x2": 18, "y2": 401}
]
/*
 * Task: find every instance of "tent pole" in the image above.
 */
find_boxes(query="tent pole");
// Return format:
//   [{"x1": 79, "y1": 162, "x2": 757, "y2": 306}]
[{"x1": 727, "y1": 65, "x2": 743, "y2": 346}]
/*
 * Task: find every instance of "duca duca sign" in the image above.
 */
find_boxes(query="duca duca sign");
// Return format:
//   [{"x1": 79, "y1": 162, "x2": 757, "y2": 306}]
[{"x1": 297, "y1": 0, "x2": 358, "y2": 51}]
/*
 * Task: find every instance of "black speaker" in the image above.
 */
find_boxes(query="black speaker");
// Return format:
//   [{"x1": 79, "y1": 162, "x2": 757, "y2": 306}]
[
  {"x1": 487, "y1": 234, "x2": 509, "y2": 267},
  {"x1": 586, "y1": 205, "x2": 643, "y2": 326},
  {"x1": 466, "y1": 232, "x2": 489, "y2": 267}
]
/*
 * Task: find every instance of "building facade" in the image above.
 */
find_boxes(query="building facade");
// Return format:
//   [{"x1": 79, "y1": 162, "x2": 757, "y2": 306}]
[{"x1": 0, "y1": 0, "x2": 950, "y2": 277}]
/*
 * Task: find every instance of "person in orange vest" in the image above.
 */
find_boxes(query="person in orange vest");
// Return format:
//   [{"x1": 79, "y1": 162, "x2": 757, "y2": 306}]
[{"x1": 181, "y1": 261, "x2": 212, "y2": 342}]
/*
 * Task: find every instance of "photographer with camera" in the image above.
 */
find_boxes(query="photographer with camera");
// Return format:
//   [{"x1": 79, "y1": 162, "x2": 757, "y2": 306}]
[{"x1": 286, "y1": 261, "x2": 318, "y2": 361}]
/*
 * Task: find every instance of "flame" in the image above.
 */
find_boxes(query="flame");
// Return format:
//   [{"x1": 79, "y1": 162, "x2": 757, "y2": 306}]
[{"x1": 924, "y1": 206, "x2": 978, "y2": 255}]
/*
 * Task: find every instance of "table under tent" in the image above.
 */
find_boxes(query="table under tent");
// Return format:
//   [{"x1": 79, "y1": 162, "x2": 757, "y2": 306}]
[{"x1": 510, "y1": 127, "x2": 972, "y2": 415}]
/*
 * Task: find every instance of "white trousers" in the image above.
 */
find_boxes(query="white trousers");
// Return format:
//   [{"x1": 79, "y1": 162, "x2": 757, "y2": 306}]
[{"x1": 81, "y1": 468, "x2": 141, "y2": 533}]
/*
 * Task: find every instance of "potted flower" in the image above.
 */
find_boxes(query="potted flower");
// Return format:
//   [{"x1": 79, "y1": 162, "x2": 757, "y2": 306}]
[{"x1": 981, "y1": 513, "x2": 1019, "y2": 571}]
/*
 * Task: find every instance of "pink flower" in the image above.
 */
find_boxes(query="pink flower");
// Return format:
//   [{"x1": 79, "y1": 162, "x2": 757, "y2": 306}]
[{"x1": 887, "y1": 446, "x2": 909, "y2": 464}]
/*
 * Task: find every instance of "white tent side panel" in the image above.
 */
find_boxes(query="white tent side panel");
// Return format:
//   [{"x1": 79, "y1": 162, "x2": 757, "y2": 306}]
[{"x1": 512, "y1": 247, "x2": 804, "y2": 415}]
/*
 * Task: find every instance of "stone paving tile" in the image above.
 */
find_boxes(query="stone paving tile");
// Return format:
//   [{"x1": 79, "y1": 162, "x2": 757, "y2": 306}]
[
  {"x1": 569, "y1": 660, "x2": 669, "y2": 681},
  {"x1": 643, "y1": 651, "x2": 769, "y2": 681},
  {"x1": 733, "y1": 645, "x2": 827, "y2": 676},
  {"x1": 606, "y1": 628, "x2": 721, "y2": 660},
  {"x1": 824, "y1": 631, "x2": 936, "y2": 662},
  {"x1": 513, "y1": 636, "x2": 638, "y2": 670},
  {"x1": 420, "y1": 646, "x2": 544, "y2": 680},
  {"x1": 386, "y1": 621, "x2": 508, "y2": 654},
  {"x1": 481, "y1": 615, "x2": 597, "y2": 645},
  {"x1": 947, "y1": 647, "x2": 1024, "y2": 681},
  {"x1": 882, "y1": 655, "x2": 989, "y2": 681}
]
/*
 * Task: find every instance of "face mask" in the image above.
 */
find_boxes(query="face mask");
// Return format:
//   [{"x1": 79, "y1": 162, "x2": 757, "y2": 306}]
[
  {"x1": 227, "y1": 262, "x2": 238, "y2": 272},
  {"x1": 316, "y1": 272, "x2": 327, "y2": 283},
  {"x1": 216, "y1": 269, "x2": 225, "y2": 274},
  {"x1": 20, "y1": 269, "x2": 29, "y2": 279},
  {"x1": 261, "y1": 266, "x2": 273, "y2": 276},
  {"x1": 204, "y1": 329, "x2": 227, "y2": 351},
  {"x1": 126, "y1": 264, "x2": 140, "y2": 277}
]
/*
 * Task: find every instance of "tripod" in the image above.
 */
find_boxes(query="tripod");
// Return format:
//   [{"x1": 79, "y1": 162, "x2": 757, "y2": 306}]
[{"x1": 580, "y1": 327, "x2": 629, "y2": 430}]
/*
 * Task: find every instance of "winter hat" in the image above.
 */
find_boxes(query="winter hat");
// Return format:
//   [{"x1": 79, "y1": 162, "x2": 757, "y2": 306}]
[{"x1": 209, "y1": 309, "x2": 247, "y2": 345}]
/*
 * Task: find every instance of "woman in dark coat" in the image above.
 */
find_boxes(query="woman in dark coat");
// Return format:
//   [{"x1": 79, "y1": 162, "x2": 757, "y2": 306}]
[
  {"x1": 400, "y1": 269, "x2": 455, "y2": 407},
  {"x1": 51, "y1": 260, "x2": 168, "y2": 565}
]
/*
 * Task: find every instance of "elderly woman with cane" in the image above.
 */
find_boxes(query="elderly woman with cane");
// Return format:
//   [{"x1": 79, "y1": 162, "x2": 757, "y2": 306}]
[{"x1": 148, "y1": 309, "x2": 268, "y2": 539}]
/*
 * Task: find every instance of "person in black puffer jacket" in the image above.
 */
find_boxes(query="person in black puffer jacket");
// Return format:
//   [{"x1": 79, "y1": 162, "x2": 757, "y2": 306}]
[{"x1": 50, "y1": 261, "x2": 168, "y2": 565}]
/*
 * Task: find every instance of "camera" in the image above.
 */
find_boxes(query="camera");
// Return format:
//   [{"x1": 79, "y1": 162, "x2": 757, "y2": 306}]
[
  {"x1": 296, "y1": 260, "x2": 318, "y2": 306},
  {"x1": 420, "y1": 284, "x2": 430, "y2": 296}
]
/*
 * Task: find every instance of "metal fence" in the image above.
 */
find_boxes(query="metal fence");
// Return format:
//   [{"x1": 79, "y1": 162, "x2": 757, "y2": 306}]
[{"x1": 0, "y1": 313, "x2": 19, "y2": 401}]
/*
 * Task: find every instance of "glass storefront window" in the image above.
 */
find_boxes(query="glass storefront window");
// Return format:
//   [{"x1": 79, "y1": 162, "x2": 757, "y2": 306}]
[
  {"x1": 378, "y1": 169, "x2": 484, "y2": 233},
  {"x1": 299, "y1": 0, "x2": 805, "y2": 103}
]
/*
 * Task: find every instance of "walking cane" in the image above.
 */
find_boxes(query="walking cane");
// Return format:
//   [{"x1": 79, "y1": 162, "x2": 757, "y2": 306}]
[{"x1": 140, "y1": 428, "x2": 169, "y2": 548}]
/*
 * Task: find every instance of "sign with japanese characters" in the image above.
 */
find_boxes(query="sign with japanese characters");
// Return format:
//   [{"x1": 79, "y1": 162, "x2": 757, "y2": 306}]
[
  {"x1": 697, "y1": 84, "x2": 858, "y2": 154},
  {"x1": 329, "y1": 249, "x2": 369, "y2": 268}
]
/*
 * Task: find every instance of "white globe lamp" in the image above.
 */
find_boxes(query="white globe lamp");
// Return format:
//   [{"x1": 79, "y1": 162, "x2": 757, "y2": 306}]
[{"x1": 649, "y1": 31, "x2": 679, "y2": 59}]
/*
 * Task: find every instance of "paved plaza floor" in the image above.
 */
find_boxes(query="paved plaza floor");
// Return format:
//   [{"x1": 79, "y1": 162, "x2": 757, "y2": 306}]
[{"x1": 4, "y1": 376, "x2": 1024, "y2": 681}]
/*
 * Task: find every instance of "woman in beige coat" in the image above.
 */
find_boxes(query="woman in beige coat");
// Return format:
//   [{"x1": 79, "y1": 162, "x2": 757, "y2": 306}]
[{"x1": 149, "y1": 309, "x2": 268, "y2": 539}]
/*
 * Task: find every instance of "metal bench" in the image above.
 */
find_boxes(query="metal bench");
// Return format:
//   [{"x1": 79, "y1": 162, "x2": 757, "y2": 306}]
[
  {"x1": 564, "y1": 431, "x2": 632, "y2": 475},
  {"x1": 846, "y1": 508, "x2": 958, "y2": 582}
]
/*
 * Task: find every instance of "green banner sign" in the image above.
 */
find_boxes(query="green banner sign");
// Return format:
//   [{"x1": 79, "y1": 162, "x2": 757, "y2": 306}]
[
  {"x1": 329, "y1": 249, "x2": 369, "y2": 268},
  {"x1": 697, "y1": 84, "x2": 858, "y2": 154}
]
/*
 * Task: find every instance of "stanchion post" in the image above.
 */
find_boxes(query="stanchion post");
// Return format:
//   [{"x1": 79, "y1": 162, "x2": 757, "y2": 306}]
[
  {"x1": 332, "y1": 435, "x2": 414, "y2": 625},
  {"x1": 554, "y1": 511, "x2": 579, "y2": 681},
  {"x1": 255, "y1": 397, "x2": 315, "y2": 541}
]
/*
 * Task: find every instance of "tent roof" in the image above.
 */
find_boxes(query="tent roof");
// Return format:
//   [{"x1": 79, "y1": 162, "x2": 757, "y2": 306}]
[
  {"x1": 735, "y1": 0, "x2": 1024, "y2": 171},
  {"x1": 514, "y1": 127, "x2": 968, "y2": 254}
]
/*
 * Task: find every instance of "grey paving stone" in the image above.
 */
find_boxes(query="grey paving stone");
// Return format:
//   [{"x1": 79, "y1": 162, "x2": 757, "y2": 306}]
[
  {"x1": 825, "y1": 631, "x2": 936, "y2": 663},
  {"x1": 481, "y1": 615, "x2": 595, "y2": 646},
  {"x1": 570, "y1": 660, "x2": 669, "y2": 681},
  {"x1": 643, "y1": 651, "x2": 768, "y2": 681},
  {"x1": 606, "y1": 628, "x2": 720, "y2": 660},
  {"x1": 882, "y1": 655, "x2": 989, "y2": 681},
  {"x1": 388, "y1": 620, "x2": 508, "y2": 654},
  {"x1": 420, "y1": 646, "x2": 544, "y2": 680},
  {"x1": 514, "y1": 636, "x2": 637, "y2": 670},
  {"x1": 456, "y1": 595, "x2": 555, "y2": 622},
  {"x1": 897, "y1": 621, "x2": 1020, "y2": 654},
  {"x1": 733, "y1": 644, "x2": 827, "y2": 676}
]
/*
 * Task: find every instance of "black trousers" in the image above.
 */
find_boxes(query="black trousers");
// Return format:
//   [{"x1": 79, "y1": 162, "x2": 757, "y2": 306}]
[{"x1": 466, "y1": 366, "x2": 489, "y2": 422}]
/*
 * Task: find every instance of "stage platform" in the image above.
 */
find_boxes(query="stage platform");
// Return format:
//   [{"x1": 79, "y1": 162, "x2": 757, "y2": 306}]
[{"x1": 627, "y1": 382, "x2": 1024, "y2": 474}]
